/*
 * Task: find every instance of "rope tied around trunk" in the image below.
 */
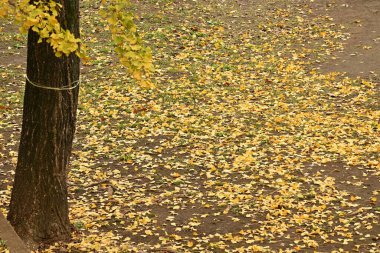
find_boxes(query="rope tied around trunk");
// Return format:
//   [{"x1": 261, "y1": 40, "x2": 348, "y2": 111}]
[{"x1": 26, "y1": 75, "x2": 80, "y2": 91}]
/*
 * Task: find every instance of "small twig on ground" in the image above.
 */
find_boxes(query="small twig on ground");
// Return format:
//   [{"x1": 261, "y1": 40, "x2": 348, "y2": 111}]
[
  {"x1": 84, "y1": 179, "x2": 110, "y2": 188},
  {"x1": 68, "y1": 175, "x2": 147, "y2": 189},
  {"x1": 67, "y1": 179, "x2": 110, "y2": 188}
]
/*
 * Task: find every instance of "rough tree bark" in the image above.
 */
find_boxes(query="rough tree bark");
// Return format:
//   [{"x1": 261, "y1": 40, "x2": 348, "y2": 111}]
[{"x1": 7, "y1": 0, "x2": 80, "y2": 245}]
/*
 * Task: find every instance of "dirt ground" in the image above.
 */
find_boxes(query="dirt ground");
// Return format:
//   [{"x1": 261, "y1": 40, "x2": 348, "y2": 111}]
[
  {"x1": 311, "y1": 0, "x2": 380, "y2": 80},
  {"x1": 1, "y1": 0, "x2": 380, "y2": 252}
]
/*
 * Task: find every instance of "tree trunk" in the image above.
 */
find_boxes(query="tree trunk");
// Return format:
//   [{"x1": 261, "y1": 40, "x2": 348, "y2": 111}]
[{"x1": 7, "y1": 0, "x2": 80, "y2": 245}]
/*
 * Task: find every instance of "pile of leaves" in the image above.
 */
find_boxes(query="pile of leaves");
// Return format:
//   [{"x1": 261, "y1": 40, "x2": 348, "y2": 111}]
[{"x1": 0, "y1": 0, "x2": 379, "y2": 252}]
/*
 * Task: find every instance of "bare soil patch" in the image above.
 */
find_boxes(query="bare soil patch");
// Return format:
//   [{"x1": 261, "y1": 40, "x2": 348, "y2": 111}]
[{"x1": 311, "y1": 0, "x2": 380, "y2": 80}]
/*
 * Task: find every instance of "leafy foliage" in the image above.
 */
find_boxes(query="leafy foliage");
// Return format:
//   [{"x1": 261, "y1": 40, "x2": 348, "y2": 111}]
[
  {"x1": 100, "y1": 0, "x2": 154, "y2": 87},
  {"x1": 0, "y1": 0, "x2": 152, "y2": 83}
]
